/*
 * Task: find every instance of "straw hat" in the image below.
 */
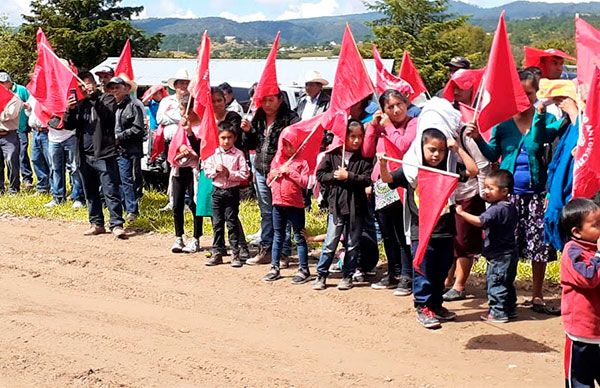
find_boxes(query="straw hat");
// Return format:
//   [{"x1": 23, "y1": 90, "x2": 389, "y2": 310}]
[
  {"x1": 304, "y1": 70, "x2": 329, "y2": 86},
  {"x1": 167, "y1": 68, "x2": 192, "y2": 89}
]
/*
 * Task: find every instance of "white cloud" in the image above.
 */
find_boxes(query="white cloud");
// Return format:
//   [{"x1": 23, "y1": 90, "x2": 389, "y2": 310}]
[
  {"x1": 143, "y1": 0, "x2": 197, "y2": 19},
  {"x1": 219, "y1": 11, "x2": 267, "y2": 22},
  {"x1": 276, "y1": 0, "x2": 340, "y2": 20},
  {"x1": 2, "y1": 0, "x2": 29, "y2": 24}
]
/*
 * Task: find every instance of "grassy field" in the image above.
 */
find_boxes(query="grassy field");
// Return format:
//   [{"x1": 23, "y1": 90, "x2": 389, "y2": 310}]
[{"x1": 0, "y1": 189, "x2": 560, "y2": 284}]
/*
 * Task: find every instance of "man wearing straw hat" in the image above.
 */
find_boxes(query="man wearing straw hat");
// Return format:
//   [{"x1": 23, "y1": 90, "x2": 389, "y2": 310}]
[{"x1": 296, "y1": 70, "x2": 330, "y2": 121}]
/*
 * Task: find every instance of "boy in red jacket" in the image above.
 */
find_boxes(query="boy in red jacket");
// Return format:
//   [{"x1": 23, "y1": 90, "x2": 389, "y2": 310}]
[
  {"x1": 559, "y1": 197, "x2": 600, "y2": 388},
  {"x1": 264, "y1": 132, "x2": 310, "y2": 283}
]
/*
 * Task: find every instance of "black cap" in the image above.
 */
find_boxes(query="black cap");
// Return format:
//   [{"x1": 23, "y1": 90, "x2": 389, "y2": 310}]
[{"x1": 444, "y1": 56, "x2": 471, "y2": 69}]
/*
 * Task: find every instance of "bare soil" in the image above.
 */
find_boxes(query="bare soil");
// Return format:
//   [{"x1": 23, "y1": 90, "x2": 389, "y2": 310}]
[{"x1": 0, "y1": 215, "x2": 564, "y2": 387}]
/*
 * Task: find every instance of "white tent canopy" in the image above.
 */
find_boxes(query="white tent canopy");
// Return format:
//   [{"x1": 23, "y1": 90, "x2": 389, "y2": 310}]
[{"x1": 91, "y1": 57, "x2": 395, "y2": 89}]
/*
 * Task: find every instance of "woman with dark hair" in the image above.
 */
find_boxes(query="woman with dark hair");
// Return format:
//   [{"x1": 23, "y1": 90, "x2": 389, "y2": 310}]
[{"x1": 467, "y1": 69, "x2": 566, "y2": 314}]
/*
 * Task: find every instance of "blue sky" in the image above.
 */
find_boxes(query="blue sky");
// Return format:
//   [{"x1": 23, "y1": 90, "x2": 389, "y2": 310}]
[{"x1": 2, "y1": 0, "x2": 595, "y2": 24}]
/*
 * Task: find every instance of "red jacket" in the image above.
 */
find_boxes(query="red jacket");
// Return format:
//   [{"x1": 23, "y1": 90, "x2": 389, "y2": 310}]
[
  {"x1": 268, "y1": 157, "x2": 309, "y2": 209},
  {"x1": 560, "y1": 238, "x2": 600, "y2": 341}
]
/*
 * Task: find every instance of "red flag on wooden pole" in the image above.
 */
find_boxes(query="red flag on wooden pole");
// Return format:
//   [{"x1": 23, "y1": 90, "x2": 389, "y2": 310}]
[
  {"x1": 252, "y1": 32, "x2": 281, "y2": 109},
  {"x1": 399, "y1": 50, "x2": 428, "y2": 102},
  {"x1": 272, "y1": 112, "x2": 325, "y2": 174},
  {"x1": 0, "y1": 85, "x2": 17, "y2": 115},
  {"x1": 115, "y1": 38, "x2": 135, "y2": 81},
  {"x1": 373, "y1": 44, "x2": 413, "y2": 96}
]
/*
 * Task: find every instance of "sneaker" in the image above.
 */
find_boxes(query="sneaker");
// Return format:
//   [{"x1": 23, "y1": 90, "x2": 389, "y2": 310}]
[
  {"x1": 416, "y1": 306, "x2": 442, "y2": 329},
  {"x1": 432, "y1": 306, "x2": 457, "y2": 321},
  {"x1": 480, "y1": 312, "x2": 509, "y2": 323},
  {"x1": 352, "y1": 269, "x2": 365, "y2": 283},
  {"x1": 280, "y1": 255, "x2": 290, "y2": 269},
  {"x1": 263, "y1": 266, "x2": 281, "y2": 282},
  {"x1": 291, "y1": 268, "x2": 311, "y2": 285},
  {"x1": 126, "y1": 213, "x2": 137, "y2": 222},
  {"x1": 371, "y1": 276, "x2": 399, "y2": 290},
  {"x1": 508, "y1": 309, "x2": 518, "y2": 320},
  {"x1": 231, "y1": 254, "x2": 243, "y2": 268},
  {"x1": 112, "y1": 226, "x2": 127, "y2": 239},
  {"x1": 329, "y1": 259, "x2": 342, "y2": 273},
  {"x1": 246, "y1": 246, "x2": 271, "y2": 265},
  {"x1": 159, "y1": 202, "x2": 172, "y2": 212},
  {"x1": 442, "y1": 288, "x2": 466, "y2": 302},
  {"x1": 393, "y1": 276, "x2": 413, "y2": 296},
  {"x1": 44, "y1": 199, "x2": 60, "y2": 209},
  {"x1": 83, "y1": 224, "x2": 106, "y2": 236},
  {"x1": 239, "y1": 247, "x2": 251, "y2": 261},
  {"x1": 182, "y1": 238, "x2": 200, "y2": 253},
  {"x1": 72, "y1": 200, "x2": 84, "y2": 209},
  {"x1": 171, "y1": 237, "x2": 185, "y2": 253},
  {"x1": 205, "y1": 253, "x2": 223, "y2": 266},
  {"x1": 337, "y1": 277, "x2": 353, "y2": 291},
  {"x1": 312, "y1": 275, "x2": 327, "y2": 290}
]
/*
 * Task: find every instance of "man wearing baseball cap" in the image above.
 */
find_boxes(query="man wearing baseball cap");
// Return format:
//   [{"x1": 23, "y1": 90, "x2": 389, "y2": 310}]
[
  {"x1": 296, "y1": 70, "x2": 330, "y2": 121},
  {"x1": 435, "y1": 56, "x2": 472, "y2": 97},
  {"x1": 94, "y1": 65, "x2": 115, "y2": 92}
]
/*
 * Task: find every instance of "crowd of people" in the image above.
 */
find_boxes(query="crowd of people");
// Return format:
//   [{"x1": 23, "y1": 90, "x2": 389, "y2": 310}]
[{"x1": 1, "y1": 48, "x2": 599, "y2": 386}]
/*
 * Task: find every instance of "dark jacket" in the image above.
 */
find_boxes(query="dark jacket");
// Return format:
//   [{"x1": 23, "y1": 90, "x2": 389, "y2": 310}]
[
  {"x1": 64, "y1": 91, "x2": 118, "y2": 160},
  {"x1": 242, "y1": 103, "x2": 299, "y2": 175},
  {"x1": 295, "y1": 92, "x2": 330, "y2": 118},
  {"x1": 316, "y1": 147, "x2": 373, "y2": 222},
  {"x1": 115, "y1": 96, "x2": 146, "y2": 156}
]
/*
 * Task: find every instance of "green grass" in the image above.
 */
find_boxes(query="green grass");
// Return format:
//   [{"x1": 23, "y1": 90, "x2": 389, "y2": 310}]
[{"x1": 0, "y1": 189, "x2": 560, "y2": 284}]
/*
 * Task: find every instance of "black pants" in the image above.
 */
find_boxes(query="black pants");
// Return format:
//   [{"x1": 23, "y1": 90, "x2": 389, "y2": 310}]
[
  {"x1": 565, "y1": 337, "x2": 600, "y2": 388},
  {"x1": 376, "y1": 201, "x2": 413, "y2": 279},
  {"x1": 79, "y1": 155, "x2": 124, "y2": 229},
  {"x1": 211, "y1": 186, "x2": 242, "y2": 254},
  {"x1": 172, "y1": 167, "x2": 203, "y2": 238}
]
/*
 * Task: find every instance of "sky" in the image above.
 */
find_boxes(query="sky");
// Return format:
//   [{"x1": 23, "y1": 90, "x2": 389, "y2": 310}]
[{"x1": 1, "y1": 0, "x2": 596, "y2": 24}]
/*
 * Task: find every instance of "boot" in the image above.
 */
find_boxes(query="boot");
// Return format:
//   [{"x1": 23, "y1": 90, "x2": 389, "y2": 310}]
[{"x1": 246, "y1": 245, "x2": 272, "y2": 265}]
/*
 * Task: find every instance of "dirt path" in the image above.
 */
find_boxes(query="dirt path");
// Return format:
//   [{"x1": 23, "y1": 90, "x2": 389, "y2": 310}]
[{"x1": 0, "y1": 216, "x2": 564, "y2": 387}]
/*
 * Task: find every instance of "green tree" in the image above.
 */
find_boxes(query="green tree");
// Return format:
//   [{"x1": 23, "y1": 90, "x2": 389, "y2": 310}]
[{"x1": 0, "y1": 17, "x2": 35, "y2": 85}]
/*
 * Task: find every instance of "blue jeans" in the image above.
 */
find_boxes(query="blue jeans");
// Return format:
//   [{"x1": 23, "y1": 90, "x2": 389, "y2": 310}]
[
  {"x1": 79, "y1": 155, "x2": 124, "y2": 229},
  {"x1": 317, "y1": 213, "x2": 362, "y2": 278},
  {"x1": 49, "y1": 136, "x2": 84, "y2": 202},
  {"x1": 412, "y1": 238, "x2": 454, "y2": 308},
  {"x1": 0, "y1": 131, "x2": 21, "y2": 193},
  {"x1": 486, "y1": 251, "x2": 518, "y2": 318},
  {"x1": 117, "y1": 153, "x2": 140, "y2": 215},
  {"x1": 18, "y1": 131, "x2": 33, "y2": 184},
  {"x1": 255, "y1": 170, "x2": 291, "y2": 255},
  {"x1": 31, "y1": 130, "x2": 51, "y2": 192},
  {"x1": 272, "y1": 205, "x2": 308, "y2": 270}
]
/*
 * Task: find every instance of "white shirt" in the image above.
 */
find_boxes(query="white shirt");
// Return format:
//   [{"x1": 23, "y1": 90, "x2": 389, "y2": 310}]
[
  {"x1": 226, "y1": 99, "x2": 244, "y2": 116},
  {"x1": 300, "y1": 93, "x2": 320, "y2": 121},
  {"x1": 156, "y1": 95, "x2": 181, "y2": 141}
]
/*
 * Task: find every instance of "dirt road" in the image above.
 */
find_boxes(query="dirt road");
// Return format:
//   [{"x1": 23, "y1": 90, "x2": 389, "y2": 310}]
[{"x1": 0, "y1": 216, "x2": 564, "y2": 387}]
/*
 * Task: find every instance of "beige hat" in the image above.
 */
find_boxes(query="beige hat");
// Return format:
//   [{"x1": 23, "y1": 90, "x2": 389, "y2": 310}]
[
  {"x1": 117, "y1": 73, "x2": 138, "y2": 92},
  {"x1": 168, "y1": 68, "x2": 192, "y2": 90},
  {"x1": 304, "y1": 70, "x2": 329, "y2": 86}
]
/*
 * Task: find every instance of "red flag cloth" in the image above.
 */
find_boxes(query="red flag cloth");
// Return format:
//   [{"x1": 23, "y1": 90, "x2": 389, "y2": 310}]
[
  {"x1": 0, "y1": 85, "x2": 16, "y2": 115},
  {"x1": 442, "y1": 68, "x2": 484, "y2": 105},
  {"x1": 323, "y1": 24, "x2": 374, "y2": 140},
  {"x1": 252, "y1": 32, "x2": 281, "y2": 109},
  {"x1": 575, "y1": 16, "x2": 600, "y2": 88},
  {"x1": 188, "y1": 31, "x2": 219, "y2": 161},
  {"x1": 149, "y1": 125, "x2": 165, "y2": 163},
  {"x1": 373, "y1": 45, "x2": 413, "y2": 96},
  {"x1": 476, "y1": 12, "x2": 530, "y2": 136},
  {"x1": 272, "y1": 112, "x2": 325, "y2": 174},
  {"x1": 573, "y1": 66, "x2": 600, "y2": 199},
  {"x1": 26, "y1": 43, "x2": 76, "y2": 125},
  {"x1": 114, "y1": 39, "x2": 134, "y2": 81},
  {"x1": 36, "y1": 28, "x2": 52, "y2": 50},
  {"x1": 399, "y1": 50, "x2": 428, "y2": 102},
  {"x1": 524, "y1": 46, "x2": 575, "y2": 68},
  {"x1": 413, "y1": 169, "x2": 458, "y2": 273}
]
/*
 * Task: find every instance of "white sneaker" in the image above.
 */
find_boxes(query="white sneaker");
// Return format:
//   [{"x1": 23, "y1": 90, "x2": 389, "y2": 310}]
[
  {"x1": 182, "y1": 238, "x2": 200, "y2": 253},
  {"x1": 171, "y1": 237, "x2": 185, "y2": 253},
  {"x1": 160, "y1": 203, "x2": 173, "y2": 212},
  {"x1": 44, "y1": 199, "x2": 59, "y2": 209},
  {"x1": 72, "y1": 200, "x2": 84, "y2": 209}
]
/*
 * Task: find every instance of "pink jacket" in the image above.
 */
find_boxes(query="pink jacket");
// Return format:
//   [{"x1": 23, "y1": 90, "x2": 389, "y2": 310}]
[
  {"x1": 268, "y1": 158, "x2": 309, "y2": 209},
  {"x1": 560, "y1": 238, "x2": 600, "y2": 341}
]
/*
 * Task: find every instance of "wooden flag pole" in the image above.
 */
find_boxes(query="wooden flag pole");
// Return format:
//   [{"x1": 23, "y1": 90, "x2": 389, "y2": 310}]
[
  {"x1": 39, "y1": 43, "x2": 86, "y2": 85},
  {"x1": 381, "y1": 155, "x2": 460, "y2": 178}
]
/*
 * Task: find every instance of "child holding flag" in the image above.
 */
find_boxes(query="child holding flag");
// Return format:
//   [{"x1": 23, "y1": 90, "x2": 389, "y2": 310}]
[{"x1": 380, "y1": 128, "x2": 477, "y2": 329}]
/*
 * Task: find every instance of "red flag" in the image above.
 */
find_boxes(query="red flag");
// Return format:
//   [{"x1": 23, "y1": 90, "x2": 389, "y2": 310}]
[
  {"x1": 399, "y1": 50, "x2": 428, "y2": 102},
  {"x1": 573, "y1": 66, "x2": 600, "y2": 199},
  {"x1": 373, "y1": 45, "x2": 413, "y2": 96},
  {"x1": 167, "y1": 123, "x2": 193, "y2": 166},
  {"x1": 188, "y1": 31, "x2": 219, "y2": 161},
  {"x1": 524, "y1": 46, "x2": 575, "y2": 69},
  {"x1": 575, "y1": 16, "x2": 600, "y2": 88},
  {"x1": 114, "y1": 38, "x2": 134, "y2": 81},
  {"x1": 0, "y1": 86, "x2": 16, "y2": 115},
  {"x1": 36, "y1": 28, "x2": 53, "y2": 51},
  {"x1": 442, "y1": 68, "x2": 484, "y2": 105},
  {"x1": 413, "y1": 169, "x2": 458, "y2": 273},
  {"x1": 149, "y1": 125, "x2": 165, "y2": 163},
  {"x1": 26, "y1": 43, "x2": 76, "y2": 125},
  {"x1": 476, "y1": 12, "x2": 530, "y2": 137},
  {"x1": 323, "y1": 24, "x2": 374, "y2": 140},
  {"x1": 273, "y1": 112, "x2": 325, "y2": 174},
  {"x1": 252, "y1": 32, "x2": 281, "y2": 109}
]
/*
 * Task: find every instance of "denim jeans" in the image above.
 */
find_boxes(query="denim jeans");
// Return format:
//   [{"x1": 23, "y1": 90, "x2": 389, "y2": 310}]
[
  {"x1": 359, "y1": 206, "x2": 380, "y2": 273},
  {"x1": 0, "y1": 131, "x2": 21, "y2": 193},
  {"x1": 79, "y1": 154, "x2": 124, "y2": 229},
  {"x1": 254, "y1": 169, "x2": 291, "y2": 255},
  {"x1": 272, "y1": 205, "x2": 308, "y2": 270},
  {"x1": 486, "y1": 251, "x2": 518, "y2": 318},
  {"x1": 31, "y1": 130, "x2": 51, "y2": 192},
  {"x1": 317, "y1": 213, "x2": 362, "y2": 278},
  {"x1": 377, "y1": 201, "x2": 413, "y2": 279},
  {"x1": 18, "y1": 131, "x2": 33, "y2": 184},
  {"x1": 117, "y1": 153, "x2": 140, "y2": 215},
  {"x1": 49, "y1": 136, "x2": 84, "y2": 202},
  {"x1": 412, "y1": 238, "x2": 454, "y2": 308}
]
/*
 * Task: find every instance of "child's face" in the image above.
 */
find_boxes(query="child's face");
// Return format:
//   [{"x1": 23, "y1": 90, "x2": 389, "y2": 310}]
[
  {"x1": 422, "y1": 138, "x2": 447, "y2": 167},
  {"x1": 345, "y1": 126, "x2": 364, "y2": 152},
  {"x1": 282, "y1": 140, "x2": 295, "y2": 158},
  {"x1": 219, "y1": 130, "x2": 236, "y2": 150},
  {"x1": 483, "y1": 177, "x2": 508, "y2": 203},
  {"x1": 572, "y1": 208, "x2": 600, "y2": 243}
]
